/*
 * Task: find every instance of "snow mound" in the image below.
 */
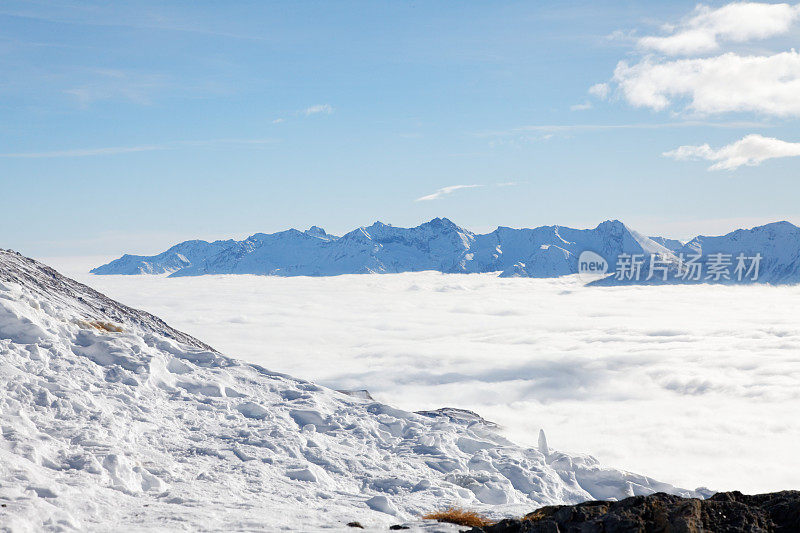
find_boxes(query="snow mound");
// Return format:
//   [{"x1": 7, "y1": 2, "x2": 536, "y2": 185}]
[{"x1": 0, "y1": 250, "x2": 700, "y2": 530}]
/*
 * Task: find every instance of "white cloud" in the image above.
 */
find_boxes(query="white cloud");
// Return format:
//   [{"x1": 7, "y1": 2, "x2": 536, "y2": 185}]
[
  {"x1": 415, "y1": 184, "x2": 482, "y2": 201},
  {"x1": 601, "y1": 3, "x2": 800, "y2": 117},
  {"x1": 474, "y1": 120, "x2": 769, "y2": 139},
  {"x1": 664, "y1": 133, "x2": 800, "y2": 170},
  {"x1": 588, "y1": 83, "x2": 610, "y2": 99},
  {"x1": 63, "y1": 68, "x2": 171, "y2": 107},
  {"x1": 638, "y1": 2, "x2": 800, "y2": 56},
  {"x1": 272, "y1": 118, "x2": 284, "y2": 124},
  {"x1": 303, "y1": 104, "x2": 334, "y2": 116},
  {"x1": 570, "y1": 101, "x2": 592, "y2": 111},
  {"x1": 70, "y1": 271, "x2": 800, "y2": 494},
  {"x1": 613, "y1": 50, "x2": 800, "y2": 116}
]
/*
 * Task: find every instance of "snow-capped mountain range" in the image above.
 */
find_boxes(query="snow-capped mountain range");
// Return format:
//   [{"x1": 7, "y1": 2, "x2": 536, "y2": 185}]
[
  {"x1": 0, "y1": 250, "x2": 703, "y2": 530},
  {"x1": 91, "y1": 218, "x2": 800, "y2": 284},
  {"x1": 89, "y1": 218, "x2": 671, "y2": 279}
]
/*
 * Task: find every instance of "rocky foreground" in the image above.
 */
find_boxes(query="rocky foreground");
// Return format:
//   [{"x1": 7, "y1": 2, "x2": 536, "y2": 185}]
[{"x1": 467, "y1": 491, "x2": 800, "y2": 532}]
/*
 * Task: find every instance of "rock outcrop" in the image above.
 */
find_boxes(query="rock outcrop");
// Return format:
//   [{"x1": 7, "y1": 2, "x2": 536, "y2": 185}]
[{"x1": 469, "y1": 491, "x2": 800, "y2": 532}]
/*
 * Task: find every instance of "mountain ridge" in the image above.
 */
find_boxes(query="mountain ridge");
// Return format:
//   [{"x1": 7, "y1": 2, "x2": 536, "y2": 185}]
[
  {"x1": 90, "y1": 218, "x2": 800, "y2": 284},
  {"x1": 91, "y1": 218, "x2": 671, "y2": 279}
]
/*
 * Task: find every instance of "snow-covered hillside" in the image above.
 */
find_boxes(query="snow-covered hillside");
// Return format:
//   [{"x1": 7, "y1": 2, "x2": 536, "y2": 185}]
[
  {"x1": 0, "y1": 250, "x2": 701, "y2": 530},
  {"x1": 92, "y1": 218, "x2": 673, "y2": 279}
]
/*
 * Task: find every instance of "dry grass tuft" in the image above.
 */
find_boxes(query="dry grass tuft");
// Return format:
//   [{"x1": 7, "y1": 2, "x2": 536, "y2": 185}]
[
  {"x1": 422, "y1": 507, "x2": 494, "y2": 528},
  {"x1": 76, "y1": 320, "x2": 124, "y2": 333}
]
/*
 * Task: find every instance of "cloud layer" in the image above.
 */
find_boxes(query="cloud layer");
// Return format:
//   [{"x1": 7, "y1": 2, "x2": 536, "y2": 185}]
[
  {"x1": 664, "y1": 134, "x2": 800, "y2": 170},
  {"x1": 63, "y1": 267, "x2": 800, "y2": 494}
]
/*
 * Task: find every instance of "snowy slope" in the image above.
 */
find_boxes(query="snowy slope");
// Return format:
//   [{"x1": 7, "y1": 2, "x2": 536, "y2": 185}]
[
  {"x1": 0, "y1": 250, "x2": 701, "y2": 531},
  {"x1": 92, "y1": 218, "x2": 673, "y2": 279},
  {"x1": 648, "y1": 236, "x2": 684, "y2": 252}
]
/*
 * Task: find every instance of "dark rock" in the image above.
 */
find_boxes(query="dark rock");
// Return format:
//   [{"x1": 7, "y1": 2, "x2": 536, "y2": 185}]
[
  {"x1": 389, "y1": 525, "x2": 410, "y2": 530},
  {"x1": 346, "y1": 522, "x2": 364, "y2": 529},
  {"x1": 337, "y1": 389, "x2": 375, "y2": 401},
  {"x1": 415, "y1": 407, "x2": 500, "y2": 429},
  {"x1": 467, "y1": 491, "x2": 800, "y2": 533}
]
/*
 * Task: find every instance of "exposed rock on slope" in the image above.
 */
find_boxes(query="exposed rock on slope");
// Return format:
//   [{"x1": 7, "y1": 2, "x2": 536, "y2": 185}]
[
  {"x1": 469, "y1": 491, "x2": 800, "y2": 532},
  {"x1": 0, "y1": 250, "x2": 700, "y2": 530}
]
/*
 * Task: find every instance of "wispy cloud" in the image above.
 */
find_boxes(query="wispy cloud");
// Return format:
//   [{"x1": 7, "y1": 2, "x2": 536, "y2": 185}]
[
  {"x1": 415, "y1": 184, "x2": 482, "y2": 201},
  {"x1": 0, "y1": 138, "x2": 278, "y2": 159},
  {"x1": 0, "y1": 145, "x2": 165, "y2": 159},
  {"x1": 303, "y1": 104, "x2": 334, "y2": 116},
  {"x1": 414, "y1": 182, "x2": 519, "y2": 201},
  {"x1": 570, "y1": 102, "x2": 592, "y2": 111},
  {"x1": 61, "y1": 68, "x2": 172, "y2": 107},
  {"x1": 664, "y1": 134, "x2": 800, "y2": 170},
  {"x1": 0, "y1": 8, "x2": 269, "y2": 42},
  {"x1": 475, "y1": 120, "x2": 770, "y2": 139}
]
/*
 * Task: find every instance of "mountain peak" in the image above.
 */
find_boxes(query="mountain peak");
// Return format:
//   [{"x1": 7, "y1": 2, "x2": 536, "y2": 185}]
[
  {"x1": 421, "y1": 216, "x2": 464, "y2": 232},
  {"x1": 305, "y1": 226, "x2": 337, "y2": 241}
]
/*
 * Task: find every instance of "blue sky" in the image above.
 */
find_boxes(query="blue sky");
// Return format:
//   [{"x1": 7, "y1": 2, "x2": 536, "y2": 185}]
[{"x1": 2, "y1": 0, "x2": 800, "y2": 257}]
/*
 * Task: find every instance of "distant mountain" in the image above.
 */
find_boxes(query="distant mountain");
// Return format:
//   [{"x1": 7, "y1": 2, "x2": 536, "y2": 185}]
[
  {"x1": 649, "y1": 236, "x2": 684, "y2": 252},
  {"x1": 594, "y1": 222, "x2": 800, "y2": 286},
  {"x1": 677, "y1": 222, "x2": 800, "y2": 283},
  {"x1": 92, "y1": 218, "x2": 672, "y2": 279},
  {"x1": 92, "y1": 218, "x2": 800, "y2": 284},
  {"x1": 95, "y1": 239, "x2": 237, "y2": 275},
  {"x1": 487, "y1": 221, "x2": 672, "y2": 278}
]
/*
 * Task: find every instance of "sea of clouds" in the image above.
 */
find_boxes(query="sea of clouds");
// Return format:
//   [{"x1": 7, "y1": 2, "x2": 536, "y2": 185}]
[{"x1": 52, "y1": 257, "x2": 800, "y2": 495}]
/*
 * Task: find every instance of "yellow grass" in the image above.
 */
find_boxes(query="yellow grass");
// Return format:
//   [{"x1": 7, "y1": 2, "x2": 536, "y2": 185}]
[
  {"x1": 422, "y1": 507, "x2": 494, "y2": 528},
  {"x1": 76, "y1": 320, "x2": 124, "y2": 333}
]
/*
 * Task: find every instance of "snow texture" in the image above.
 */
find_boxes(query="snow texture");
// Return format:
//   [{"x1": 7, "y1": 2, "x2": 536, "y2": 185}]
[{"x1": 0, "y1": 250, "x2": 700, "y2": 531}]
